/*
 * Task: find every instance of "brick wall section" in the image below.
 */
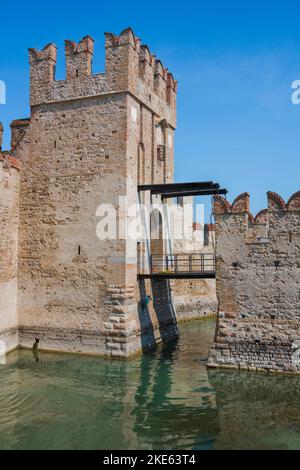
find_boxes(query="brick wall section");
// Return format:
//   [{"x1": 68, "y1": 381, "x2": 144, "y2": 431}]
[{"x1": 208, "y1": 191, "x2": 300, "y2": 373}]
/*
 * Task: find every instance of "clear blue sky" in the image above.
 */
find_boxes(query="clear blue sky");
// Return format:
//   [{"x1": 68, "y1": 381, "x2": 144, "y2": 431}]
[{"x1": 1, "y1": 0, "x2": 300, "y2": 217}]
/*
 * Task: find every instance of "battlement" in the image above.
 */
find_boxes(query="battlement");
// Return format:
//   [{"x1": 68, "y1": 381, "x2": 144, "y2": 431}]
[
  {"x1": 10, "y1": 119, "x2": 30, "y2": 151},
  {"x1": 29, "y1": 28, "x2": 177, "y2": 124},
  {"x1": 214, "y1": 191, "x2": 300, "y2": 217},
  {"x1": 0, "y1": 153, "x2": 21, "y2": 171},
  {"x1": 214, "y1": 193, "x2": 250, "y2": 215},
  {"x1": 65, "y1": 36, "x2": 94, "y2": 79},
  {"x1": 0, "y1": 120, "x2": 30, "y2": 157},
  {"x1": 213, "y1": 191, "x2": 300, "y2": 243}
]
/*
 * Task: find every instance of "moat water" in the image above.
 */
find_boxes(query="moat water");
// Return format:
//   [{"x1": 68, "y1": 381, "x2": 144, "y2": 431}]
[{"x1": 1, "y1": 318, "x2": 300, "y2": 450}]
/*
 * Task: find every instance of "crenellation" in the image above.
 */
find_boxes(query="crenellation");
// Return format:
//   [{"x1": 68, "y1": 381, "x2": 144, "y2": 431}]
[
  {"x1": 0, "y1": 121, "x2": 25, "y2": 168},
  {"x1": 28, "y1": 29, "x2": 177, "y2": 131},
  {"x1": 154, "y1": 60, "x2": 167, "y2": 100},
  {"x1": 287, "y1": 191, "x2": 300, "y2": 211},
  {"x1": 166, "y1": 73, "x2": 177, "y2": 107},
  {"x1": 267, "y1": 191, "x2": 286, "y2": 211},
  {"x1": 139, "y1": 45, "x2": 154, "y2": 87},
  {"x1": 231, "y1": 192, "x2": 250, "y2": 213},
  {"x1": 213, "y1": 194, "x2": 231, "y2": 214},
  {"x1": 117, "y1": 27, "x2": 137, "y2": 47},
  {"x1": 10, "y1": 118, "x2": 30, "y2": 151},
  {"x1": 29, "y1": 43, "x2": 57, "y2": 105},
  {"x1": 104, "y1": 28, "x2": 140, "y2": 93},
  {"x1": 65, "y1": 36, "x2": 94, "y2": 79}
]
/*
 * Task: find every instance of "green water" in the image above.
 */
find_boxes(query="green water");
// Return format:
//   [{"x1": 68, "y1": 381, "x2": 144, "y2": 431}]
[{"x1": 1, "y1": 318, "x2": 300, "y2": 450}]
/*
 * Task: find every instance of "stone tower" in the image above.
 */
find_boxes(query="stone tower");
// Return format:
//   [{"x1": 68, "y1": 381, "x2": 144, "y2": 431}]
[{"x1": 13, "y1": 28, "x2": 178, "y2": 356}]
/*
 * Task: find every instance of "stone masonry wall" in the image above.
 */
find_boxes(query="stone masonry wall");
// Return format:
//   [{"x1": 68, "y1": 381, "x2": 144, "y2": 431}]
[
  {"x1": 208, "y1": 191, "x2": 300, "y2": 373},
  {"x1": 0, "y1": 153, "x2": 20, "y2": 352},
  {"x1": 15, "y1": 28, "x2": 178, "y2": 356},
  {"x1": 172, "y1": 278, "x2": 217, "y2": 321},
  {"x1": 17, "y1": 93, "x2": 130, "y2": 353}
]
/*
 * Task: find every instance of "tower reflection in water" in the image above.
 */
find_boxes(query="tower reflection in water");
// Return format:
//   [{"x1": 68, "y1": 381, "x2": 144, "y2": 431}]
[
  {"x1": 0, "y1": 319, "x2": 218, "y2": 450},
  {"x1": 131, "y1": 338, "x2": 219, "y2": 449}
]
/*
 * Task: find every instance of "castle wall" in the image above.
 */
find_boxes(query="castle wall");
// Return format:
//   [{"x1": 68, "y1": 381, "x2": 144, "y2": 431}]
[
  {"x1": 17, "y1": 93, "x2": 130, "y2": 354},
  {"x1": 29, "y1": 31, "x2": 176, "y2": 129},
  {"x1": 208, "y1": 191, "x2": 300, "y2": 373},
  {"x1": 15, "y1": 28, "x2": 178, "y2": 356},
  {"x1": 0, "y1": 156, "x2": 20, "y2": 352}
]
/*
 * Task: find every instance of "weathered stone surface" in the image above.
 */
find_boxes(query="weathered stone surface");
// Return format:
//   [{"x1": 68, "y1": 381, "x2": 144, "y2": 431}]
[
  {"x1": 0, "y1": 159, "x2": 20, "y2": 352},
  {"x1": 0, "y1": 28, "x2": 180, "y2": 357},
  {"x1": 172, "y1": 219, "x2": 217, "y2": 321},
  {"x1": 208, "y1": 192, "x2": 300, "y2": 373}
]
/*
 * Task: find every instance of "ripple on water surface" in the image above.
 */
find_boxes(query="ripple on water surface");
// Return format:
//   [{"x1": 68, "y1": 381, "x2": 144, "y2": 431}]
[{"x1": 0, "y1": 319, "x2": 300, "y2": 449}]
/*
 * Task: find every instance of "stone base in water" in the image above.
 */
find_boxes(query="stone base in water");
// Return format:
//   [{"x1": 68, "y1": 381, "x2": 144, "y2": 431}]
[
  {"x1": 18, "y1": 321, "x2": 179, "y2": 358},
  {"x1": 208, "y1": 340, "x2": 300, "y2": 374}
]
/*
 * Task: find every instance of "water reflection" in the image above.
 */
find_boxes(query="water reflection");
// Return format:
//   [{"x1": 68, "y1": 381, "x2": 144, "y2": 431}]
[
  {"x1": 131, "y1": 339, "x2": 219, "y2": 450},
  {"x1": 0, "y1": 319, "x2": 300, "y2": 449},
  {"x1": 208, "y1": 369, "x2": 300, "y2": 450}
]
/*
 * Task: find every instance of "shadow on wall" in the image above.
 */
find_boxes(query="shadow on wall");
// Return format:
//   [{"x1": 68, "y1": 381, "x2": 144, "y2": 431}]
[{"x1": 138, "y1": 278, "x2": 179, "y2": 352}]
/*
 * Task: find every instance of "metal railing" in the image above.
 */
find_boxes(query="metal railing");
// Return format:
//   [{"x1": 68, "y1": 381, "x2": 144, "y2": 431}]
[{"x1": 150, "y1": 253, "x2": 215, "y2": 275}]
